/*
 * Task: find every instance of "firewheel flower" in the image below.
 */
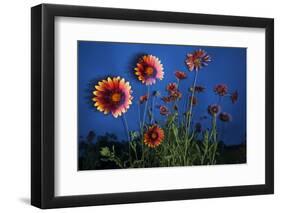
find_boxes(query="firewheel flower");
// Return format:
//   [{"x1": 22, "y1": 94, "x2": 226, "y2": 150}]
[
  {"x1": 159, "y1": 105, "x2": 169, "y2": 115},
  {"x1": 175, "y1": 70, "x2": 187, "y2": 80},
  {"x1": 166, "y1": 83, "x2": 178, "y2": 93},
  {"x1": 185, "y1": 49, "x2": 211, "y2": 71},
  {"x1": 144, "y1": 125, "x2": 165, "y2": 148},
  {"x1": 190, "y1": 85, "x2": 205, "y2": 93},
  {"x1": 92, "y1": 77, "x2": 133, "y2": 118},
  {"x1": 214, "y1": 84, "x2": 228, "y2": 96},
  {"x1": 208, "y1": 104, "x2": 221, "y2": 116},
  {"x1": 139, "y1": 95, "x2": 148, "y2": 104},
  {"x1": 230, "y1": 90, "x2": 238, "y2": 104},
  {"x1": 170, "y1": 90, "x2": 182, "y2": 101},
  {"x1": 134, "y1": 55, "x2": 164, "y2": 85},
  {"x1": 219, "y1": 112, "x2": 232, "y2": 122}
]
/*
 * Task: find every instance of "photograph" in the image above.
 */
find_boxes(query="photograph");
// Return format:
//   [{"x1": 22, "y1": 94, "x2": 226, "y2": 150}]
[
  {"x1": 78, "y1": 41, "x2": 247, "y2": 170},
  {"x1": 29, "y1": 2, "x2": 274, "y2": 210}
]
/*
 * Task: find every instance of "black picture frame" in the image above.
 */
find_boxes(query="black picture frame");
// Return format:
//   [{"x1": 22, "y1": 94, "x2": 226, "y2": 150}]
[{"x1": 31, "y1": 3, "x2": 274, "y2": 209}]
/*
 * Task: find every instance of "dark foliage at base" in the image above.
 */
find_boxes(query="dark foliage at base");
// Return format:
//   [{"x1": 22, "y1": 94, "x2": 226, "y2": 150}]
[{"x1": 78, "y1": 131, "x2": 246, "y2": 170}]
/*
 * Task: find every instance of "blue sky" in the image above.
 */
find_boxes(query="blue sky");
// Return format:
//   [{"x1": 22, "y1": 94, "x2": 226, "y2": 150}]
[{"x1": 78, "y1": 41, "x2": 246, "y2": 145}]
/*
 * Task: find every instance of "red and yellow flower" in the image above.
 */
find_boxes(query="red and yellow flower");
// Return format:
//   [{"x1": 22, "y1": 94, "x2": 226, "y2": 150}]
[
  {"x1": 139, "y1": 95, "x2": 148, "y2": 104},
  {"x1": 170, "y1": 90, "x2": 182, "y2": 101},
  {"x1": 175, "y1": 70, "x2": 187, "y2": 80},
  {"x1": 219, "y1": 112, "x2": 232, "y2": 122},
  {"x1": 159, "y1": 105, "x2": 169, "y2": 115},
  {"x1": 214, "y1": 84, "x2": 228, "y2": 96},
  {"x1": 230, "y1": 90, "x2": 238, "y2": 104},
  {"x1": 185, "y1": 49, "x2": 211, "y2": 71},
  {"x1": 134, "y1": 55, "x2": 164, "y2": 85},
  {"x1": 92, "y1": 77, "x2": 133, "y2": 118},
  {"x1": 166, "y1": 83, "x2": 178, "y2": 92},
  {"x1": 144, "y1": 125, "x2": 165, "y2": 148},
  {"x1": 190, "y1": 85, "x2": 205, "y2": 93},
  {"x1": 208, "y1": 104, "x2": 221, "y2": 116}
]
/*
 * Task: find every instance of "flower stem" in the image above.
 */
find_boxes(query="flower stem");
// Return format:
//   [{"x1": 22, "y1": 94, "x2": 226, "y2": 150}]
[
  {"x1": 137, "y1": 103, "x2": 142, "y2": 132},
  {"x1": 186, "y1": 71, "x2": 199, "y2": 135},
  {"x1": 122, "y1": 114, "x2": 131, "y2": 165},
  {"x1": 176, "y1": 79, "x2": 180, "y2": 125},
  {"x1": 211, "y1": 114, "x2": 217, "y2": 142},
  {"x1": 150, "y1": 96, "x2": 156, "y2": 124},
  {"x1": 122, "y1": 114, "x2": 130, "y2": 142},
  {"x1": 142, "y1": 86, "x2": 150, "y2": 129},
  {"x1": 210, "y1": 114, "x2": 218, "y2": 164},
  {"x1": 218, "y1": 96, "x2": 223, "y2": 104},
  {"x1": 138, "y1": 102, "x2": 145, "y2": 164}
]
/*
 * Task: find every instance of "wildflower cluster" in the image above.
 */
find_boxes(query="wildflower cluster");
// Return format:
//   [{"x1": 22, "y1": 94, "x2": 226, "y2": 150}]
[{"x1": 91, "y1": 50, "x2": 239, "y2": 168}]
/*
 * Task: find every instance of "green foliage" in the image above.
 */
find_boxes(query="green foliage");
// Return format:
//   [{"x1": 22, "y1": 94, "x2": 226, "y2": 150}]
[
  {"x1": 99, "y1": 113, "x2": 220, "y2": 168},
  {"x1": 100, "y1": 146, "x2": 124, "y2": 168},
  {"x1": 100, "y1": 147, "x2": 111, "y2": 157}
]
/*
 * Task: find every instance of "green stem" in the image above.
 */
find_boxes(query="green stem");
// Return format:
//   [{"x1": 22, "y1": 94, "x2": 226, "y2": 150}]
[
  {"x1": 174, "y1": 79, "x2": 180, "y2": 124},
  {"x1": 137, "y1": 103, "x2": 142, "y2": 132},
  {"x1": 130, "y1": 142, "x2": 139, "y2": 161},
  {"x1": 176, "y1": 79, "x2": 180, "y2": 126},
  {"x1": 142, "y1": 145, "x2": 146, "y2": 167},
  {"x1": 209, "y1": 114, "x2": 218, "y2": 164},
  {"x1": 150, "y1": 95, "x2": 156, "y2": 124},
  {"x1": 122, "y1": 114, "x2": 131, "y2": 165},
  {"x1": 142, "y1": 86, "x2": 150, "y2": 129},
  {"x1": 186, "y1": 71, "x2": 199, "y2": 136},
  {"x1": 212, "y1": 114, "x2": 217, "y2": 142},
  {"x1": 138, "y1": 102, "x2": 145, "y2": 164},
  {"x1": 122, "y1": 114, "x2": 130, "y2": 142},
  {"x1": 201, "y1": 131, "x2": 209, "y2": 165}
]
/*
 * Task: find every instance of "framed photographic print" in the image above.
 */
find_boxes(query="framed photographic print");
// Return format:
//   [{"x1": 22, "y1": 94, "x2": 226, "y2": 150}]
[{"x1": 31, "y1": 3, "x2": 274, "y2": 209}]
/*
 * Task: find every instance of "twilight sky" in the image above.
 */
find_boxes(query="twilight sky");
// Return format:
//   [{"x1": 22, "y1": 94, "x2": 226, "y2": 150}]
[{"x1": 78, "y1": 41, "x2": 246, "y2": 145}]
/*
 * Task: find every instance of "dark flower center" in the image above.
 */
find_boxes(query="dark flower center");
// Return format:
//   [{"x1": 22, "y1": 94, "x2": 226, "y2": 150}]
[
  {"x1": 111, "y1": 92, "x2": 122, "y2": 103},
  {"x1": 151, "y1": 132, "x2": 158, "y2": 140},
  {"x1": 194, "y1": 58, "x2": 201, "y2": 66},
  {"x1": 145, "y1": 66, "x2": 154, "y2": 76},
  {"x1": 161, "y1": 107, "x2": 167, "y2": 112},
  {"x1": 213, "y1": 107, "x2": 218, "y2": 113}
]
